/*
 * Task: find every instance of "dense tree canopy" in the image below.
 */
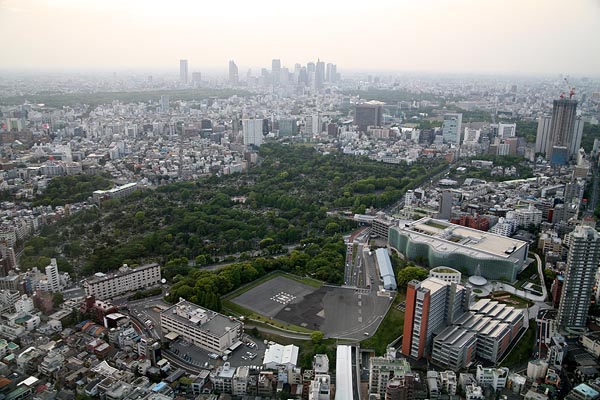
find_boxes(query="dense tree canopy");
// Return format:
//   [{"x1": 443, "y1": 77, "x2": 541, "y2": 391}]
[
  {"x1": 33, "y1": 174, "x2": 112, "y2": 207},
  {"x1": 24, "y1": 144, "x2": 446, "y2": 277}
]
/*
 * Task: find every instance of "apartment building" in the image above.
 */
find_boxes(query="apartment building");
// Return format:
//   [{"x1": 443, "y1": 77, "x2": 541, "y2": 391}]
[{"x1": 83, "y1": 263, "x2": 161, "y2": 300}]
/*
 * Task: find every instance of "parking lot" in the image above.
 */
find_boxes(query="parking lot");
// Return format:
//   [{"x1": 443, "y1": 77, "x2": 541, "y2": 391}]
[{"x1": 169, "y1": 334, "x2": 267, "y2": 370}]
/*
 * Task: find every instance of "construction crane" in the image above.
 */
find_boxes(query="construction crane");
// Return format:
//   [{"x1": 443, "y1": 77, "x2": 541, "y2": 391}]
[{"x1": 560, "y1": 77, "x2": 576, "y2": 99}]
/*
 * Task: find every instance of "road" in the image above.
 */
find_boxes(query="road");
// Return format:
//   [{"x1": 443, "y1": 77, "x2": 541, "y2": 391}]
[
  {"x1": 243, "y1": 323, "x2": 311, "y2": 340},
  {"x1": 532, "y1": 252, "x2": 548, "y2": 301}
]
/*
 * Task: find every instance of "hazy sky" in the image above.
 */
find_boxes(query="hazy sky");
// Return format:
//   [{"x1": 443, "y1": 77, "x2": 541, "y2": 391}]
[{"x1": 1, "y1": 0, "x2": 600, "y2": 75}]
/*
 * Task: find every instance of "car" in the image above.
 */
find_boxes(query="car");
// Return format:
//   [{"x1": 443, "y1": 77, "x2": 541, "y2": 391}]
[{"x1": 364, "y1": 332, "x2": 369, "y2": 336}]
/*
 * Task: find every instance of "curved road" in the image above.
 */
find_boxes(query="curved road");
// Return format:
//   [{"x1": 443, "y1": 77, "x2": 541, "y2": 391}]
[{"x1": 533, "y1": 252, "x2": 548, "y2": 301}]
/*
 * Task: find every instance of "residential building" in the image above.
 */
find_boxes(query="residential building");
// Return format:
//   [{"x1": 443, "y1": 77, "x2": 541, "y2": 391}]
[
  {"x1": 83, "y1": 263, "x2": 161, "y2": 300},
  {"x1": 309, "y1": 374, "x2": 331, "y2": 400},
  {"x1": 92, "y1": 182, "x2": 138, "y2": 204},
  {"x1": 369, "y1": 351, "x2": 412, "y2": 398},
  {"x1": 233, "y1": 366, "x2": 249, "y2": 397},
  {"x1": 476, "y1": 365, "x2": 509, "y2": 391},
  {"x1": 45, "y1": 259, "x2": 61, "y2": 293},
  {"x1": 242, "y1": 118, "x2": 264, "y2": 147},
  {"x1": 557, "y1": 225, "x2": 600, "y2": 330}
]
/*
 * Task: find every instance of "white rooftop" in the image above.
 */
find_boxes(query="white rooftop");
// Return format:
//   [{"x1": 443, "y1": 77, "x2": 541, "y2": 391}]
[{"x1": 263, "y1": 343, "x2": 299, "y2": 367}]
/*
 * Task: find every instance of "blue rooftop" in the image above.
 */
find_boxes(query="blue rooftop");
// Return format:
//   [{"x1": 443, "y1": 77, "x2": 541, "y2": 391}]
[{"x1": 575, "y1": 383, "x2": 599, "y2": 398}]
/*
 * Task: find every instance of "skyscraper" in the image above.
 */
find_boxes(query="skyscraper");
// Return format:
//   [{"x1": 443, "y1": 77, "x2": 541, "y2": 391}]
[
  {"x1": 548, "y1": 98, "x2": 578, "y2": 163},
  {"x1": 229, "y1": 60, "x2": 239, "y2": 85},
  {"x1": 557, "y1": 225, "x2": 600, "y2": 330},
  {"x1": 536, "y1": 112, "x2": 583, "y2": 162},
  {"x1": 242, "y1": 119, "x2": 263, "y2": 147},
  {"x1": 535, "y1": 115, "x2": 552, "y2": 155},
  {"x1": 355, "y1": 101, "x2": 384, "y2": 132},
  {"x1": 441, "y1": 113, "x2": 463, "y2": 145},
  {"x1": 315, "y1": 60, "x2": 325, "y2": 89},
  {"x1": 271, "y1": 59, "x2": 281, "y2": 85},
  {"x1": 179, "y1": 59, "x2": 188, "y2": 84}
]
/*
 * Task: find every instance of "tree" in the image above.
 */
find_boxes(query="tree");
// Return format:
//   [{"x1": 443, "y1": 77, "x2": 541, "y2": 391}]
[
  {"x1": 397, "y1": 266, "x2": 428, "y2": 288},
  {"x1": 311, "y1": 330, "x2": 324, "y2": 344},
  {"x1": 52, "y1": 292, "x2": 64, "y2": 309}
]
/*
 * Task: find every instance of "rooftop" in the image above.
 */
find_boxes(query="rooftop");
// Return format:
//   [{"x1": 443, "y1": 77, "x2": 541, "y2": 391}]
[
  {"x1": 397, "y1": 217, "x2": 528, "y2": 260},
  {"x1": 161, "y1": 299, "x2": 242, "y2": 338}
]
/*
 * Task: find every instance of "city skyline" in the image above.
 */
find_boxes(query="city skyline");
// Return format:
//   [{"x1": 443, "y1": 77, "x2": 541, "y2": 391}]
[{"x1": 1, "y1": 0, "x2": 599, "y2": 76}]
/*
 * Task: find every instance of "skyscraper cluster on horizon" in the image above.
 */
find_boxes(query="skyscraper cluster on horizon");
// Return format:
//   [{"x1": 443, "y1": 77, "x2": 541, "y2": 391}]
[{"x1": 228, "y1": 58, "x2": 339, "y2": 89}]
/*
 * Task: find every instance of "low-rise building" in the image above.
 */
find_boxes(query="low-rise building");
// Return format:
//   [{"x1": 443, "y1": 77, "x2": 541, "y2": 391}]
[
  {"x1": 83, "y1": 263, "x2": 161, "y2": 300},
  {"x1": 160, "y1": 299, "x2": 243, "y2": 355}
]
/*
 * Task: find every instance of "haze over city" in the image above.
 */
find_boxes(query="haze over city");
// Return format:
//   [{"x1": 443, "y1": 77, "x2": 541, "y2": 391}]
[{"x1": 1, "y1": 0, "x2": 600, "y2": 75}]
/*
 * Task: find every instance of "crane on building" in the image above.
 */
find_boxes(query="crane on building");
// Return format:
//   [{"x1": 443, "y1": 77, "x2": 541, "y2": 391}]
[{"x1": 560, "y1": 77, "x2": 576, "y2": 99}]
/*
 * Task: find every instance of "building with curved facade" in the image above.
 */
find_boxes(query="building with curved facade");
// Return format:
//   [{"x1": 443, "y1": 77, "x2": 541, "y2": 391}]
[
  {"x1": 389, "y1": 218, "x2": 528, "y2": 282},
  {"x1": 429, "y1": 267, "x2": 462, "y2": 284}
]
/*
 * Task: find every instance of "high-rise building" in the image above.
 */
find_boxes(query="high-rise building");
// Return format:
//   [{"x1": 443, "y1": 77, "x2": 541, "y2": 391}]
[
  {"x1": 315, "y1": 60, "x2": 325, "y2": 89},
  {"x1": 326, "y1": 63, "x2": 337, "y2": 83},
  {"x1": 179, "y1": 59, "x2": 188, "y2": 84},
  {"x1": 535, "y1": 115, "x2": 552, "y2": 155},
  {"x1": 242, "y1": 119, "x2": 263, "y2": 147},
  {"x1": 442, "y1": 113, "x2": 463, "y2": 145},
  {"x1": 45, "y1": 258, "x2": 61, "y2": 293},
  {"x1": 229, "y1": 60, "x2": 239, "y2": 85},
  {"x1": 355, "y1": 101, "x2": 384, "y2": 132},
  {"x1": 159, "y1": 95, "x2": 170, "y2": 113},
  {"x1": 271, "y1": 59, "x2": 281, "y2": 85},
  {"x1": 557, "y1": 225, "x2": 600, "y2": 330},
  {"x1": 402, "y1": 277, "x2": 469, "y2": 359},
  {"x1": 304, "y1": 114, "x2": 321, "y2": 136},
  {"x1": 548, "y1": 98, "x2": 578, "y2": 163},
  {"x1": 437, "y1": 191, "x2": 453, "y2": 220}
]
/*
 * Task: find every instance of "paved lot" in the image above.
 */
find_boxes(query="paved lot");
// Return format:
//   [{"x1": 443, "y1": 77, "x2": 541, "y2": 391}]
[
  {"x1": 231, "y1": 275, "x2": 317, "y2": 317},
  {"x1": 275, "y1": 285, "x2": 392, "y2": 340},
  {"x1": 169, "y1": 334, "x2": 266, "y2": 369}
]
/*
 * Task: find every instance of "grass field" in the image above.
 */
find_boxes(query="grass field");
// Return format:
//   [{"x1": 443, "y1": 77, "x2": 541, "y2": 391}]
[
  {"x1": 489, "y1": 291, "x2": 533, "y2": 308},
  {"x1": 361, "y1": 291, "x2": 406, "y2": 355},
  {"x1": 500, "y1": 322, "x2": 535, "y2": 367}
]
